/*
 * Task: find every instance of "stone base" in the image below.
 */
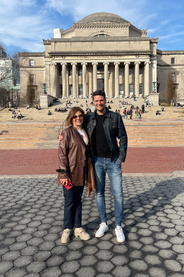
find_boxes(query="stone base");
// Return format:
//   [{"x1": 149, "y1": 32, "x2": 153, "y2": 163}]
[
  {"x1": 40, "y1": 95, "x2": 56, "y2": 108},
  {"x1": 147, "y1": 93, "x2": 160, "y2": 106}
]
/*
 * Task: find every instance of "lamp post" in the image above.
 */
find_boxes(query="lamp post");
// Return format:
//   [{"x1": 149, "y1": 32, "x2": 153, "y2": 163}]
[
  {"x1": 152, "y1": 81, "x2": 156, "y2": 93},
  {"x1": 42, "y1": 82, "x2": 46, "y2": 94},
  {"x1": 11, "y1": 88, "x2": 13, "y2": 107}
]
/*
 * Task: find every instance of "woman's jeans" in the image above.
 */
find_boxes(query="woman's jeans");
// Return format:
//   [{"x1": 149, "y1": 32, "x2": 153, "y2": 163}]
[
  {"x1": 63, "y1": 185, "x2": 84, "y2": 229},
  {"x1": 92, "y1": 156, "x2": 124, "y2": 226}
]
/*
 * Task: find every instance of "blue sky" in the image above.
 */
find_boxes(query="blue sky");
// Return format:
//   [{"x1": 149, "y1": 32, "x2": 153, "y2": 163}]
[{"x1": 0, "y1": 0, "x2": 184, "y2": 55}]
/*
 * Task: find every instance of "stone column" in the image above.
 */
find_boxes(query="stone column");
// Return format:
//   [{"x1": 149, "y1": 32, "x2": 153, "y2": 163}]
[
  {"x1": 134, "y1": 61, "x2": 140, "y2": 97},
  {"x1": 103, "y1": 62, "x2": 109, "y2": 96},
  {"x1": 144, "y1": 61, "x2": 150, "y2": 97},
  {"x1": 152, "y1": 60, "x2": 157, "y2": 92},
  {"x1": 114, "y1": 62, "x2": 120, "y2": 97},
  {"x1": 82, "y1": 62, "x2": 87, "y2": 98},
  {"x1": 124, "y1": 62, "x2": 130, "y2": 97},
  {"x1": 61, "y1": 63, "x2": 67, "y2": 98},
  {"x1": 72, "y1": 63, "x2": 77, "y2": 97},
  {"x1": 92, "y1": 62, "x2": 98, "y2": 91},
  {"x1": 52, "y1": 63, "x2": 57, "y2": 97}
]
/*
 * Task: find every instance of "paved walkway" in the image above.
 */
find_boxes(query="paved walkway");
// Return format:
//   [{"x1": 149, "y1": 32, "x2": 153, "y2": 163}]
[{"x1": 0, "y1": 174, "x2": 184, "y2": 276}]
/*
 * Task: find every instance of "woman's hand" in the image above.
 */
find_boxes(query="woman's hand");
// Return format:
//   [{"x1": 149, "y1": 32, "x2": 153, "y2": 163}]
[
  {"x1": 59, "y1": 135, "x2": 63, "y2": 142},
  {"x1": 59, "y1": 179, "x2": 68, "y2": 186}
]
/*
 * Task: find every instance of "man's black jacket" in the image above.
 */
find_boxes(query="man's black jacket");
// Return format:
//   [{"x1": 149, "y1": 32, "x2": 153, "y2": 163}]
[{"x1": 85, "y1": 108, "x2": 128, "y2": 162}]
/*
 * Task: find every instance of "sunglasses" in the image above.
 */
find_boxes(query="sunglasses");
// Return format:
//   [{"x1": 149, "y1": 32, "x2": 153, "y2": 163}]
[{"x1": 72, "y1": 114, "x2": 83, "y2": 119}]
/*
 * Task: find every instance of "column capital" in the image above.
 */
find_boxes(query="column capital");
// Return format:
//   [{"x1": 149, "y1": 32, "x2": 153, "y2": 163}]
[
  {"x1": 103, "y1": 62, "x2": 109, "y2": 66},
  {"x1": 81, "y1": 62, "x2": 87, "y2": 66},
  {"x1": 124, "y1": 61, "x2": 130, "y2": 65},
  {"x1": 53, "y1": 62, "x2": 57, "y2": 66},
  {"x1": 151, "y1": 60, "x2": 157, "y2": 65},
  {"x1": 71, "y1": 62, "x2": 77, "y2": 66},
  {"x1": 144, "y1": 61, "x2": 151, "y2": 65},
  {"x1": 134, "y1": 61, "x2": 140, "y2": 65},
  {"x1": 60, "y1": 62, "x2": 67, "y2": 66},
  {"x1": 92, "y1": 62, "x2": 98, "y2": 66},
  {"x1": 114, "y1": 62, "x2": 120, "y2": 65}
]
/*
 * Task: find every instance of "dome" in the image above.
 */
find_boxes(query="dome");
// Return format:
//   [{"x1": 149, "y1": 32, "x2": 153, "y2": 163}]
[{"x1": 77, "y1": 12, "x2": 129, "y2": 24}]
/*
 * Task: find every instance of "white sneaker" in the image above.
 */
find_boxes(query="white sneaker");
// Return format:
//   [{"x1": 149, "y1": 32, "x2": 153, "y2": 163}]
[
  {"x1": 95, "y1": 222, "x2": 109, "y2": 238},
  {"x1": 115, "y1": 226, "x2": 125, "y2": 243}
]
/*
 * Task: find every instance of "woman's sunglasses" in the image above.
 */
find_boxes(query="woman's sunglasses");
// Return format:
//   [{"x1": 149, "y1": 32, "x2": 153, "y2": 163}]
[{"x1": 72, "y1": 114, "x2": 83, "y2": 119}]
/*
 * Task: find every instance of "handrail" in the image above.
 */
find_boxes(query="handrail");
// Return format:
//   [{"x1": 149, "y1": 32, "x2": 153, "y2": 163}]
[{"x1": 58, "y1": 118, "x2": 67, "y2": 137}]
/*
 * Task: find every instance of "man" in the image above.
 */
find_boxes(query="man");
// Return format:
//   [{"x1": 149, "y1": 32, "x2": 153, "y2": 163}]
[{"x1": 86, "y1": 90, "x2": 127, "y2": 243}]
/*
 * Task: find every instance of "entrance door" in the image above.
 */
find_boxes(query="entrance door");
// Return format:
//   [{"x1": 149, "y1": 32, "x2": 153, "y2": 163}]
[{"x1": 97, "y1": 79, "x2": 104, "y2": 91}]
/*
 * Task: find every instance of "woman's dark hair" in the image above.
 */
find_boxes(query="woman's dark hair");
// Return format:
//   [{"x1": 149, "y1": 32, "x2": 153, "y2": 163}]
[
  {"x1": 92, "y1": 90, "x2": 106, "y2": 100},
  {"x1": 66, "y1": 107, "x2": 86, "y2": 127}
]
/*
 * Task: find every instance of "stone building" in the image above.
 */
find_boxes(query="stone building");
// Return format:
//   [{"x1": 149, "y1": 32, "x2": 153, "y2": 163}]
[
  {"x1": 19, "y1": 12, "x2": 184, "y2": 104},
  {"x1": 0, "y1": 47, "x2": 20, "y2": 106}
]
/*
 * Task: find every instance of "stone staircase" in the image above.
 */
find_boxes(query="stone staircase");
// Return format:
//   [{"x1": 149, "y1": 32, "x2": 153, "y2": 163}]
[
  {"x1": 0, "y1": 121, "x2": 184, "y2": 150},
  {"x1": 126, "y1": 121, "x2": 184, "y2": 147},
  {"x1": 0, "y1": 122, "x2": 61, "y2": 150}
]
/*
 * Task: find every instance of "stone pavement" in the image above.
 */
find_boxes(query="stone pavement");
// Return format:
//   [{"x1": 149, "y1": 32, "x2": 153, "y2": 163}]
[{"x1": 0, "y1": 174, "x2": 184, "y2": 277}]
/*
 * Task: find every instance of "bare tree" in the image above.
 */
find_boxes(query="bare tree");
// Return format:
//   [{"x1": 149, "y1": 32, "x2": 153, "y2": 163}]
[
  {"x1": 26, "y1": 73, "x2": 35, "y2": 106},
  {"x1": 166, "y1": 71, "x2": 175, "y2": 105}
]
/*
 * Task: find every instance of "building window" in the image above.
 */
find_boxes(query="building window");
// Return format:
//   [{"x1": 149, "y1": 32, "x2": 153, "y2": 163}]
[
  {"x1": 0, "y1": 60, "x2": 5, "y2": 67},
  {"x1": 119, "y1": 84, "x2": 124, "y2": 95},
  {"x1": 129, "y1": 84, "x2": 133, "y2": 95},
  {"x1": 79, "y1": 84, "x2": 83, "y2": 95},
  {"x1": 94, "y1": 34, "x2": 110, "y2": 37},
  {"x1": 171, "y1": 58, "x2": 175, "y2": 64},
  {"x1": 30, "y1": 74, "x2": 35, "y2": 83},
  {"x1": 78, "y1": 65, "x2": 82, "y2": 76},
  {"x1": 119, "y1": 66, "x2": 124, "y2": 76},
  {"x1": 69, "y1": 84, "x2": 72, "y2": 95},
  {"x1": 97, "y1": 66, "x2": 104, "y2": 72},
  {"x1": 172, "y1": 73, "x2": 176, "y2": 82},
  {"x1": 59, "y1": 64, "x2": 62, "y2": 76},
  {"x1": 59, "y1": 84, "x2": 62, "y2": 96},
  {"x1": 139, "y1": 84, "x2": 143, "y2": 95},
  {"x1": 129, "y1": 66, "x2": 133, "y2": 75},
  {"x1": 29, "y1": 59, "x2": 34, "y2": 66},
  {"x1": 139, "y1": 66, "x2": 143, "y2": 75},
  {"x1": 68, "y1": 65, "x2": 72, "y2": 76},
  {"x1": 5, "y1": 60, "x2": 11, "y2": 67}
]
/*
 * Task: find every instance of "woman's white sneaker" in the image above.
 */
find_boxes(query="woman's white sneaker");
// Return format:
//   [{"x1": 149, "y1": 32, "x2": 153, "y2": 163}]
[
  {"x1": 115, "y1": 226, "x2": 125, "y2": 243},
  {"x1": 95, "y1": 222, "x2": 109, "y2": 238}
]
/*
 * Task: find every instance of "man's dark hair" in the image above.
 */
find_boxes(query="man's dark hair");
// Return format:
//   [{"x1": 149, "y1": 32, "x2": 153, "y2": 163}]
[{"x1": 92, "y1": 90, "x2": 106, "y2": 100}]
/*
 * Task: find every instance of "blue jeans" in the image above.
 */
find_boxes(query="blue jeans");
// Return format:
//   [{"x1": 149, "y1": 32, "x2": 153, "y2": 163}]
[{"x1": 92, "y1": 156, "x2": 123, "y2": 226}]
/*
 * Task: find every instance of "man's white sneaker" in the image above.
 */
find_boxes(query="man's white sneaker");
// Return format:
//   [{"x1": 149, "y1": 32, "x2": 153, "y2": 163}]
[
  {"x1": 115, "y1": 226, "x2": 125, "y2": 243},
  {"x1": 95, "y1": 222, "x2": 109, "y2": 238}
]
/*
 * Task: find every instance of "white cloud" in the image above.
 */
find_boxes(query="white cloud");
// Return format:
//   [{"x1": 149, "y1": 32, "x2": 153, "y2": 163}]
[
  {"x1": 46, "y1": 0, "x2": 148, "y2": 27},
  {"x1": 0, "y1": 0, "x2": 53, "y2": 52},
  {"x1": 1, "y1": 0, "x2": 184, "y2": 52},
  {"x1": 159, "y1": 31, "x2": 184, "y2": 40},
  {"x1": 147, "y1": 28, "x2": 158, "y2": 34}
]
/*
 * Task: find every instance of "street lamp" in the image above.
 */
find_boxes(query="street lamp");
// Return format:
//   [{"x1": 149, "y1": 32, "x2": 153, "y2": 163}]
[
  {"x1": 11, "y1": 88, "x2": 13, "y2": 107},
  {"x1": 152, "y1": 81, "x2": 156, "y2": 93},
  {"x1": 42, "y1": 82, "x2": 46, "y2": 94}
]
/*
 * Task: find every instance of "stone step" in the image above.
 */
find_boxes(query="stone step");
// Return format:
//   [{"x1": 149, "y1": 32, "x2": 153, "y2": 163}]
[{"x1": 0, "y1": 121, "x2": 184, "y2": 149}]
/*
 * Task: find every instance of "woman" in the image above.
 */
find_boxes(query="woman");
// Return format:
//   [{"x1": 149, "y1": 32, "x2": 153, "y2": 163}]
[{"x1": 57, "y1": 107, "x2": 95, "y2": 244}]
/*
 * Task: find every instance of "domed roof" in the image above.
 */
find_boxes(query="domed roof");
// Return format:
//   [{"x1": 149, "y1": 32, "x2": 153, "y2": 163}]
[{"x1": 77, "y1": 12, "x2": 129, "y2": 24}]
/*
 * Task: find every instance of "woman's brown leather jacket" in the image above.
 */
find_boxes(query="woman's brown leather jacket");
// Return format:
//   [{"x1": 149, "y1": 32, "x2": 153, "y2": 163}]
[{"x1": 57, "y1": 126, "x2": 95, "y2": 194}]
